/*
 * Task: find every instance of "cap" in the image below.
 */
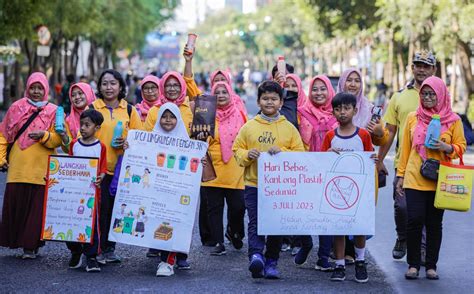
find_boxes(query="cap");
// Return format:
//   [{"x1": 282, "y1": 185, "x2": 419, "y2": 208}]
[{"x1": 413, "y1": 50, "x2": 436, "y2": 66}]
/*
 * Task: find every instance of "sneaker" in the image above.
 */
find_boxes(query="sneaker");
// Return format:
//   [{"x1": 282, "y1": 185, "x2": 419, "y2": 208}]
[
  {"x1": 210, "y1": 243, "x2": 226, "y2": 256},
  {"x1": 344, "y1": 255, "x2": 355, "y2": 265},
  {"x1": 146, "y1": 249, "x2": 160, "y2": 258},
  {"x1": 330, "y1": 265, "x2": 346, "y2": 281},
  {"x1": 294, "y1": 246, "x2": 312, "y2": 265},
  {"x1": 21, "y1": 250, "x2": 36, "y2": 260},
  {"x1": 392, "y1": 239, "x2": 407, "y2": 259},
  {"x1": 248, "y1": 254, "x2": 265, "y2": 278},
  {"x1": 96, "y1": 253, "x2": 106, "y2": 265},
  {"x1": 420, "y1": 247, "x2": 426, "y2": 266},
  {"x1": 176, "y1": 258, "x2": 191, "y2": 270},
  {"x1": 85, "y1": 258, "x2": 101, "y2": 272},
  {"x1": 291, "y1": 246, "x2": 301, "y2": 256},
  {"x1": 68, "y1": 253, "x2": 83, "y2": 269},
  {"x1": 281, "y1": 243, "x2": 290, "y2": 252},
  {"x1": 105, "y1": 251, "x2": 121, "y2": 263},
  {"x1": 355, "y1": 260, "x2": 368, "y2": 283},
  {"x1": 156, "y1": 262, "x2": 174, "y2": 277},
  {"x1": 315, "y1": 258, "x2": 334, "y2": 272},
  {"x1": 264, "y1": 259, "x2": 280, "y2": 279}
]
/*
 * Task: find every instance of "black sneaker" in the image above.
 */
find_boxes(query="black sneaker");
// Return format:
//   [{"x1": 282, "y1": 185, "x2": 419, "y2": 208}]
[
  {"x1": 68, "y1": 253, "x2": 82, "y2": 269},
  {"x1": 392, "y1": 239, "x2": 407, "y2": 259},
  {"x1": 146, "y1": 248, "x2": 160, "y2": 258},
  {"x1": 85, "y1": 257, "x2": 101, "y2": 272},
  {"x1": 330, "y1": 265, "x2": 346, "y2": 281},
  {"x1": 225, "y1": 230, "x2": 243, "y2": 250},
  {"x1": 210, "y1": 243, "x2": 227, "y2": 256},
  {"x1": 355, "y1": 260, "x2": 368, "y2": 283}
]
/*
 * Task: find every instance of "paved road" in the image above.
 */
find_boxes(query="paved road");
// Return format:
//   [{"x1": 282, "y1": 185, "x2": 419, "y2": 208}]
[{"x1": 0, "y1": 147, "x2": 472, "y2": 293}]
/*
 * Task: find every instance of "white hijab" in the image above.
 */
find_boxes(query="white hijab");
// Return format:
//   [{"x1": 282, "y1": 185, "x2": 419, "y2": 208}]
[{"x1": 153, "y1": 102, "x2": 189, "y2": 138}]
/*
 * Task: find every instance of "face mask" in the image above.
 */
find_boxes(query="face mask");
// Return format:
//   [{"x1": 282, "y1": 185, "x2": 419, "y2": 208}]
[{"x1": 27, "y1": 99, "x2": 48, "y2": 108}]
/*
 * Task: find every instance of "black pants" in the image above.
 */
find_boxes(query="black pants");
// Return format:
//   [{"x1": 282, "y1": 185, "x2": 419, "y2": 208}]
[
  {"x1": 199, "y1": 191, "x2": 212, "y2": 244},
  {"x1": 202, "y1": 187, "x2": 245, "y2": 244},
  {"x1": 100, "y1": 175, "x2": 115, "y2": 253},
  {"x1": 67, "y1": 217, "x2": 99, "y2": 258},
  {"x1": 405, "y1": 189, "x2": 444, "y2": 271}
]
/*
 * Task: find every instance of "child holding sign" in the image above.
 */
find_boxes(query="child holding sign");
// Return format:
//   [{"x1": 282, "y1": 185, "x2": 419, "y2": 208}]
[
  {"x1": 66, "y1": 109, "x2": 107, "y2": 272},
  {"x1": 321, "y1": 93, "x2": 376, "y2": 283},
  {"x1": 233, "y1": 81, "x2": 304, "y2": 279}
]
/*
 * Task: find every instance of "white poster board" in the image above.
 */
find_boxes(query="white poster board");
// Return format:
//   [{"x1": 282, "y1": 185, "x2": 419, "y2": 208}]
[
  {"x1": 41, "y1": 155, "x2": 99, "y2": 243},
  {"x1": 258, "y1": 152, "x2": 375, "y2": 235},
  {"x1": 108, "y1": 130, "x2": 207, "y2": 254}
]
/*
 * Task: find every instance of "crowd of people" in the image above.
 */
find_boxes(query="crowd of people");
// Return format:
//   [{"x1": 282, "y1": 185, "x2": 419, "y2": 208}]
[{"x1": 0, "y1": 48, "x2": 468, "y2": 284}]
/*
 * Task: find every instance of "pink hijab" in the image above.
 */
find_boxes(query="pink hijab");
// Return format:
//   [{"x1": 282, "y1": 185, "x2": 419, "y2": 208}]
[
  {"x1": 211, "y1": 82, "x2": 246, "y2": 163},
  {"x1": 0, "y1": 72, "x2": 57, "y2": 150},
  {"x1": 66, "y1": 83, "x2": 96, "y2": 139},
  {"x1": 159, "y1": 71, "x2": 187, "y2": 106},
  {"x1": 286, "y1": 74, "x2": 307, "y2": 108},
  {"x1": 413, "y1": 76, "x2": 460, "y2": 159},
  {"x1": 298, "y1": 75, "x2": 338, "y2": 150},
  {"x1": 337, "y1": 68, "x2": 373, "y2": 128},
  {"x1": 210, "y1": 70, "x2": 247, "y2": 115},
  {"x1": 136, "y1": 75, "x2": 161, "y2": 121}
]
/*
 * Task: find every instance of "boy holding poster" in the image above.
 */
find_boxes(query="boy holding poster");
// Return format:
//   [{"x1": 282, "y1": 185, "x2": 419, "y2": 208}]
[
  {"x1": 320, "y1": 93, "x2": 376, "y2": 283},
  {"x1": 233, "y1": 81, "x2": 304, "y2": 279},
  {"x1": 66, "y1": 109, "x2": 107, "y2": 272}
]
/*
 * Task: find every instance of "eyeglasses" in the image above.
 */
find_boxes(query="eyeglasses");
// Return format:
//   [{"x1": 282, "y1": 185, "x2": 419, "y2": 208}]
[
  {"x1": 165, "y1": 84, "x2": 181, "y2": 90},
  {"x1": 142, "y1": 86, "x2": 158, "y2": 93},
  {"x1": 421, "y1": 91, "x2": 436, "y2": 99}
]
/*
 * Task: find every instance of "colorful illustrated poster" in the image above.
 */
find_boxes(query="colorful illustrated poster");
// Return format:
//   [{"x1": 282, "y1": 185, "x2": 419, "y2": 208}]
[
  {"x1": 108, "y1": 130, "x2": 208, "y2": 254},
  {"x1": 258, "y1": 152, "x2": 375, "y2": 236},
  {"x1": 41, "y1": 155, "x2": 99, "y2": 243}
]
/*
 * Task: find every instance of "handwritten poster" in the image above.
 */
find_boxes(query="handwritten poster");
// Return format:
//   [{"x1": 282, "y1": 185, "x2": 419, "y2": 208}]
[
  {"x1": 41, "y1": 155, "x2": 99, "y2": 243},
  {"x1": 258, "y1": 152, "x2": 375, "y2": 235},
  {"x1": 108, "y1": 130, "x2": 207, "y2": 254}
]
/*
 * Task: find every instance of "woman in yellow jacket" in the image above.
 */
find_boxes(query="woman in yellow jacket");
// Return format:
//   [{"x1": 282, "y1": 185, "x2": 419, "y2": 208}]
[
  {"x1": 200, "y1": 81, "x2": 247, "y2": 255},
  {"x1": 0, "y1": 72, "x2": 62, "y2": 259},
  {"x1": 396, "y1": 76, "x2": 466, "y2": 280},
  {"x1": 144, "y1": 71, "x2": 193, "y2": 134},
  {"x1": 91, "y1": 69, "x2": 142, "y2": 264}
]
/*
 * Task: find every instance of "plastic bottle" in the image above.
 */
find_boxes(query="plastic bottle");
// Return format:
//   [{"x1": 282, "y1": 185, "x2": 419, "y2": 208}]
[
  {"x1": 424, "y1": 114, "x2": 441, "y2": 149},
  {"x1": 371, "y1": 106, "x2": 383, "y2": 123},
  {"x1": 111, "y1": 121, "x2": 123, "y2": 148},
  {"x1": 277, "y1": 56, "x2": 286, "y2": 78},
  {"x1": 184, "y1": 33, "x2": 198, "y2": 55},
  {"x1": 55, "y1": 106, "x2": 64, "y2": 133}
]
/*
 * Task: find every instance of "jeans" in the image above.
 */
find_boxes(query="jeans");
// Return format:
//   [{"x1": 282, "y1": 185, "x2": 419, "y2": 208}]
[
  {"x1": 202, "y1": 187, "x2": 245, "y2": 244},
  {"x1": 299, "y1": 235, "x2": 333, "y2": 260},
  {"x1": 244, "y1": 186, "x2": 282, "y2": 260},
  {"x1": 405, "y1": 189, "x2": 444, "y2": 271}
]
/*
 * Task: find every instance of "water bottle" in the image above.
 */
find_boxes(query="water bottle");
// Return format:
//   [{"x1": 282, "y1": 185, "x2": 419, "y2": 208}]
[
  {"x1": 277, "y1": 56, "x2": 286, "y2": 78},
  {"x1": 371, "y1": 106, "x2": 383, "y2": 123},
  {"x1": 424, "y1": 114, "x2": 441, "y2": 149},
  {"x1": 111, "y1": 121, "x2": 123, "y2": 148},
  {"x1": 55, "y1": 106, "x2": 64, "y2": 133}
]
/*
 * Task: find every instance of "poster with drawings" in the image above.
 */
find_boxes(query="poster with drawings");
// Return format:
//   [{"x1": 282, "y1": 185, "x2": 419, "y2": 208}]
[
  {"x1": 108, "y1": 130, "x2": 207, "y2": 254},
  {"x1": 41, "y1": 155, "x2": 99, "y2": 244},
  {"x1": 258, "y1": 152, "x2": 375, "y2": 236}
]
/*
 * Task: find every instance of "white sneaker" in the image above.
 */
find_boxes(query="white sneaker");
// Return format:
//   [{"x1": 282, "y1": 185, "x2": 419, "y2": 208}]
[{"x1": 156, "y1": 262, "x2": 174, "y2": 277}]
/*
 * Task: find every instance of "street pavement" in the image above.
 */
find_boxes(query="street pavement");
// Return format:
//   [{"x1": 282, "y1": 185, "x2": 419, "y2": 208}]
[{"x1": 0, "y1": 146, "x2": 472, "y2": 293}]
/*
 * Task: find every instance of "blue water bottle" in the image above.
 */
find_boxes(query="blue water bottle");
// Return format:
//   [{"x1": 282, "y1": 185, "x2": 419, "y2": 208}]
[
  {"x1": 55, "y1": 106, "x2": 64, "y2": 133},
  {"x1": 424, "y1": 114, "x2": 441, "y2": 149},
  {"x1": 111, "y1": 121, "x2": 123, "y2": 148}
]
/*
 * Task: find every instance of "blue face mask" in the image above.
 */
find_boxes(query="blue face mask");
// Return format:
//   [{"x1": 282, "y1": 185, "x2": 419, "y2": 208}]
[{"x1": 27, "y1": 99, "x2": 48, "y2": 108}]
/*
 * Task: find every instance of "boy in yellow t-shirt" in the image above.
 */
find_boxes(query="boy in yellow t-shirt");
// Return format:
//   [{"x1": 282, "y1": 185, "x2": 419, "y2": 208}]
[{"x1": 233, "y1": 81, "x2": 304, "y2": 280}]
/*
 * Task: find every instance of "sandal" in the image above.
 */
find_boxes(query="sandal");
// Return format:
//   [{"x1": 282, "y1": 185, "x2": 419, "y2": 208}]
[{"x1": 405, "y1": 267, "x2": 419, "y2": 280}]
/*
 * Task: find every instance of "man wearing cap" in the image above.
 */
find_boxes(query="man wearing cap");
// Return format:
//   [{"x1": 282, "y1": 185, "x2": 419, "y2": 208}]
[{"x1": 377, "y1": 50, "x2": 437, "y2": 261}]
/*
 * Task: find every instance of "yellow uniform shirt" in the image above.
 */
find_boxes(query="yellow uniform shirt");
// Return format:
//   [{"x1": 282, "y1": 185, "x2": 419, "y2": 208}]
[
  {"x1": 232, "y1": 115, "x2": 304, "y2": 187},
  {"x1": 0, "y1": 125, "x2": 62, "y2": 185},
  {"x1": 144, "y1": 98, "x2": 194, "y2": 135},
  {"x1": 202, "y1": 121, "x2": 244, "y2": 190},
  {"x1": 397, "y1": 113, "x2": 466, "y2": 191},
  {"x1": 383, "y1": 86, "x2": 420, "y2": 166},
  {"x1": 184, "y1": 76, "x2": 202, "y2": 100},
  {"x1": 92, "y1": 99, "x2": 143, "y2": 174}
]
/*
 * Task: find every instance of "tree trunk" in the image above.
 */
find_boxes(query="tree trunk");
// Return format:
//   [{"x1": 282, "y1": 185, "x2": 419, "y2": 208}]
[
  {"x1": 440, "y1": 57, "x2": 447, "y2": 82},
  {"x1": 14, "y1": 61, "x2": 21, "y2": 101},
  {"x1": 64, "y1": 38, "x2": 69, "y2": 76},
  {"x1": 2, "y1": 64, "x2": 10, "y2": 108},
  {"x1": 450, "y1": 50, "x2": 458, "y2": 106},
  {"x1": 457, "y1": 40, "x2": 474, "y2": 99},
  {"x1": 387, "y1": 30, "x2": 395, "y2": 91},
  {"x1": 397, "y1": 48, "x2": 405, "y2": 87}
]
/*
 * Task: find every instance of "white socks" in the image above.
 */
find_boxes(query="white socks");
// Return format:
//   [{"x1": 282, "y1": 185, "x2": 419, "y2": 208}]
[
  {"x1": 355, "y1": 246, "x2": 366, "y2": 261},
  {"x1": 335, "y1": 259, "x2": 345, "y2": 267}
]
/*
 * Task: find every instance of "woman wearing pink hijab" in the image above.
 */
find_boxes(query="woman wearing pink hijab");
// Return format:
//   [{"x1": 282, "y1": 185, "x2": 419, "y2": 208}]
[
  {"x1": 284, "y1": 74, "x2": 307, "y2": 108},
  {"x1": 200, "y1": 81, "x2": 246, "y2": 255},
  {"x1": 210, "y1": 70, "x2": 247, "y2": 116},
  {"x1": 293, "y1": 75, "x2": 336, "y2": 270},
  {"x1": 396, "y1": 76, "x2": 465, "y2": 280},
  {"x1": 60, "y1": 82, "x2": 96, "y2": 148},
  {"x1": 135, "y1": 75, "x2": 161, "y2": 122},
  {"x1": 0, "y1": 72, "x2": 62, "y2": 259}
]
